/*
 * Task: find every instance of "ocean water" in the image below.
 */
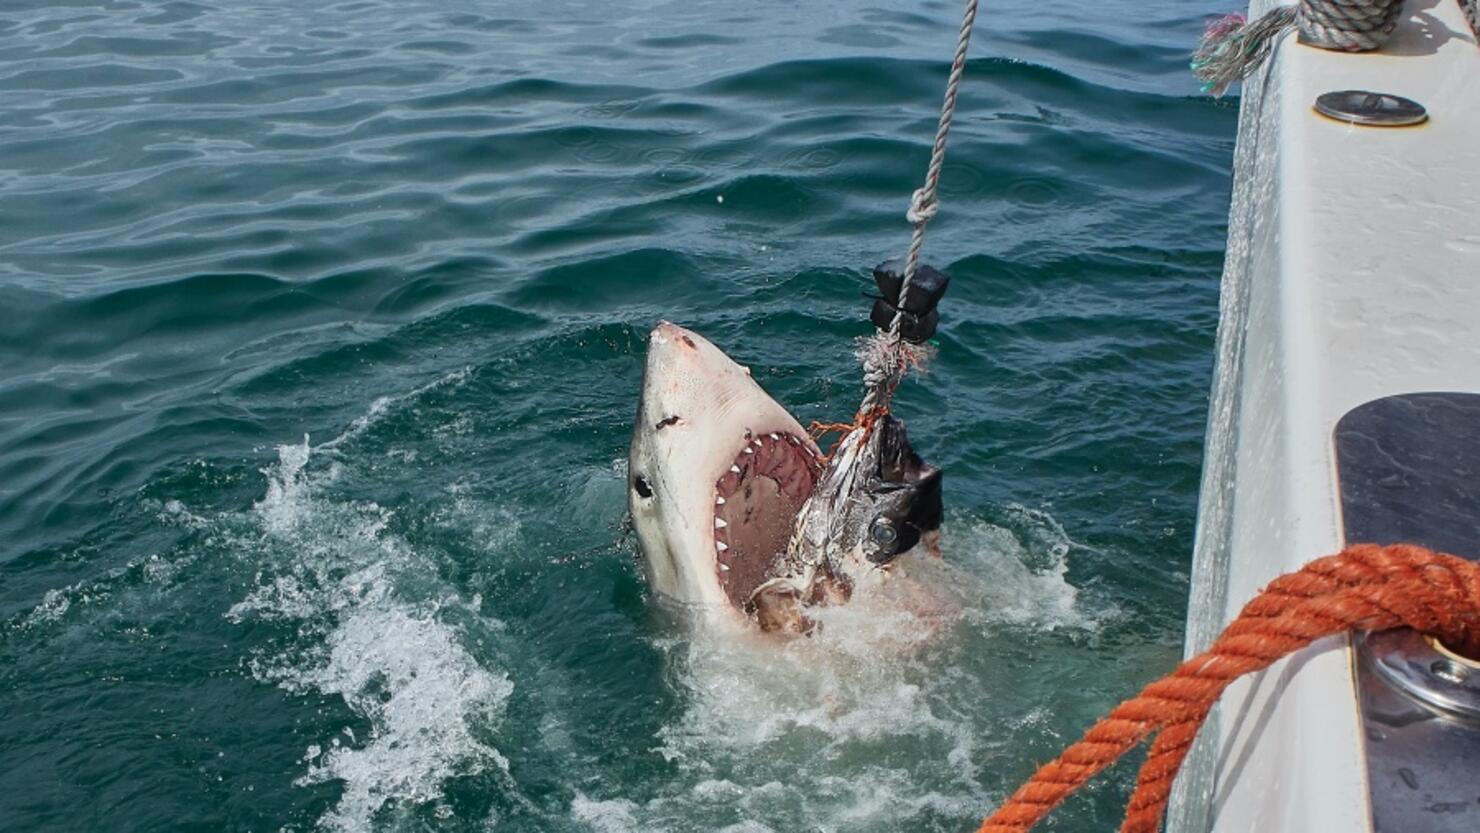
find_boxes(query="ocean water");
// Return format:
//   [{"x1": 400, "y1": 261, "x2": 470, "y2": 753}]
[{"x1": 0, "y1": 1, "x2": 1236, "y2": 831}]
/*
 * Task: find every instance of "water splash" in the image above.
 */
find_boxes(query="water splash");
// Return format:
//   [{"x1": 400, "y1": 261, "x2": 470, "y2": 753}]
[
  {"x1": 294, "y1": 605, "x2": 514, "y2": 833},
  {"x1": 591, "y1": 508, "x2": 1103, "y2": 833},
  {"x1": 229, "y1": 440, "x2": 512, "y2": 833},
  {"x1": 949, "y1": 505, "x2": 1107, "y2": 632}
]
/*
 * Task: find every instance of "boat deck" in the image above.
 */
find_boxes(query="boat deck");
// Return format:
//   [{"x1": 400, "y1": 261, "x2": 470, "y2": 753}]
[{"x1": 1170, "y1": 2, "x2": 1480, "y2": 832}]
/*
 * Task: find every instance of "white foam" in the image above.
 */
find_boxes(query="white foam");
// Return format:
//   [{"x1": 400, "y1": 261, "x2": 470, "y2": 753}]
[
  {"x1": 296, "y1": 605, "x2": 513, "y2": 833},
  {"x1": 615, "y1": 506, "x2": 1104, "y2": 832},
  {"x1": 225, "y1": 390, "x2": 1102, "y2": 833},
  {"x1": 570, "y1": 793, "x2": 644, "y2": 833},
  {"x1": 229, "y1": 438, "x2": 512, "y2": 833},
  {"x1": 716, "y1": 823, "x2": 776, "y2": 833},
  {"x1": 253, "y1": 436, "x2": 313, "y2": 538},
  {"x1": 646, "y1": 601, "x2": 987, "y2": 829},
  {"x1": 28, "y1": 587, "x2": 71, "y2": 623}
]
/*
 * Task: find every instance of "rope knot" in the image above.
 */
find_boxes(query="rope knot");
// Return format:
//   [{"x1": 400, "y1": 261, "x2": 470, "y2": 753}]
[{"x1": 907, "y1": 187, "x2": 939, "y2": 225}]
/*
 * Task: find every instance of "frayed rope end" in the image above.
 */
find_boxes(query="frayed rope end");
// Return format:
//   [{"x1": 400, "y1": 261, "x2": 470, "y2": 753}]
[
  {"x1": 1191, "y1": 7, "x2": 1296, "y2": 97},
  {"x1": 1204, "y1": 12, "x2": 1248, "y2": 42}
]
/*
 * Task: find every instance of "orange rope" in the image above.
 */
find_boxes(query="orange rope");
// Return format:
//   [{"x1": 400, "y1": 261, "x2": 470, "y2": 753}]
[{"x1": 977, "y1": 543, "x2": 1480, "y2": 833}]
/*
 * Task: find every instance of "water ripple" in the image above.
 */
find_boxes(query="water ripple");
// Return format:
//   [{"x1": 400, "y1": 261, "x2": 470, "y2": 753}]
[{"x1": 0, "y1": 0, "x2": 1234, "y2": 830}]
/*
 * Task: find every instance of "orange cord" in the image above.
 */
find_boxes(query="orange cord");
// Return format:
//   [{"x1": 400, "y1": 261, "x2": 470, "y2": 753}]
[
  {"x1": 808, "y1": 420, "x2": 857, "y2": 443},
  {"x1": 977, "y1": 543, "x2": 1480, "y2": 833},
  {"x1": 808, "y1": 407, "x2": 893, "y2": 462},
  {"x1": 852, "y1": 405, "x2": 890, "y2": 433},
  {"x1": 807, "y1": 420, "x2": 857, "y2": 464}
]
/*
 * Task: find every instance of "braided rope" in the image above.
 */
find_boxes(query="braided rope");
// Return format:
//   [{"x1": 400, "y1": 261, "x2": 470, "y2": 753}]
[
  {"x1": 901, "y1": 0, "x2": 978, "y2": 297},
  {"x1": 1193, "y1": 0, "x2": 1405, "y2": 96},
  {"x1": 977, "y1": 543, "x2": 1480, "y2": 833},
  {"x1": 1299, "y1": 0, "x2": 1405, "y2": 50},
  {"x1": 859, "y1": 0, "x2": 978, "y2": 418}
]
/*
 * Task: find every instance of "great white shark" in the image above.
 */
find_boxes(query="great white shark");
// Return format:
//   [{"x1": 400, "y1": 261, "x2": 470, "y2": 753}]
[{"x1": 628, "y1": 322, "x2": 941, "y2": 632}]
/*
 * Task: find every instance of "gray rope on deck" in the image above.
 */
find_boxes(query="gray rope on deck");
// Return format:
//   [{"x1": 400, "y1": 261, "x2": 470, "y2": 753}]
[
  {"x1": 1192, "y1": 0, "x2": 1406, "y2": 96},
  {"x1": 1300, "y1": 0, "x2": 1406, "y2": 50}
]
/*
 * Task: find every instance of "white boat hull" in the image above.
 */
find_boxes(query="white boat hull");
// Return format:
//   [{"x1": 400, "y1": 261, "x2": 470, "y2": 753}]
[{"x1": 1170, "y1": 3, "x2": 1480, "y2": 832}]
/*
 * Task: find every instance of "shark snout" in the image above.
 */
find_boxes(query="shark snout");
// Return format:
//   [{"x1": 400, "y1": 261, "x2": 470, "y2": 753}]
[
  {"x1": 650, "y1": 321, "x2": 699, "y2": 351},
  {"x1": 646, "y1": 322, "x2": 753, "y2": 386},
  {"x1": 645, "y1": 323, "x2": 717, "y2": 388}
]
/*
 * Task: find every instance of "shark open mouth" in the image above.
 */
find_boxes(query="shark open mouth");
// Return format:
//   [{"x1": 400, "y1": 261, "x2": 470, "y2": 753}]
[
  {"x1": 712, "y1": 430, "x2": 821, "y2": 609},
  {"x1": 629, "y1": 321, "x2": 944, "y2": 628}
]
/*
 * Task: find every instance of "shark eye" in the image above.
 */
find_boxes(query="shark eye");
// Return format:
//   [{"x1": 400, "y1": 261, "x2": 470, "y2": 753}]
[{"x1": 633, "y1": 476, "x2": 653, "y2": 499}]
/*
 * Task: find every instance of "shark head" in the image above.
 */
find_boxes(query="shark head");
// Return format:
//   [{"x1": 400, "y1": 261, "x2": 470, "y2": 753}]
[{"x1": 628, "y1": 323, "x2": 822, "y2": 618}]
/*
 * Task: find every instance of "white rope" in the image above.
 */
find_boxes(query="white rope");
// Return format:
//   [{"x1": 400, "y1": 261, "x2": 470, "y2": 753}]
[{"x1": 861, "y1": 0, "x2": 978, "y2": 416}]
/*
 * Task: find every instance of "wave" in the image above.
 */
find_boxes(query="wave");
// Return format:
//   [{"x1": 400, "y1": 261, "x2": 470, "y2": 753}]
[{"x1": 0, "y1": 2, "x2": 1228, "y2": 829}]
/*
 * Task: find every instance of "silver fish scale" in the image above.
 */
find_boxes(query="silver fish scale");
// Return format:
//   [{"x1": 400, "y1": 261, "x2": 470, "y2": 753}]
[{"x1": 775, "y1": 424, "x2": 879, "y2": 581}]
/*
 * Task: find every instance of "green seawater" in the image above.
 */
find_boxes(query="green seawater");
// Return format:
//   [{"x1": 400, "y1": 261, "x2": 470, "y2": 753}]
[{"x1": 0, "y1": 1, "x2": 1237, "y2": 831}]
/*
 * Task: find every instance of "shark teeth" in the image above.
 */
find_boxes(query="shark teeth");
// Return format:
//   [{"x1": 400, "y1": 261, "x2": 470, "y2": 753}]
[
  {"x1": 716, "y1": 541, "x2": 728, "y2": 552},
  {"x1": 715, "y1": 495, "x2": 726, "y2": 505},
  {"x1": 730, "y1": 464, "x2": 741, "y2": 473},
  {"x1": 718, "y1": 562, "x2": 730, "y2": 571},
  {"x1": 714, "y1": 517, "x2": 727, "y2": 529},
  {"x1": 742, "y1": 446, "x2": 754, "y2": 454}
]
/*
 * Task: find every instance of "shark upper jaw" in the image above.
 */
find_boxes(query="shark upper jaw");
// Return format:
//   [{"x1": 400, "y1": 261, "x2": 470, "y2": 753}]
[{"x1": 628, "y1": 322, "x2": 821, "y2": 620}]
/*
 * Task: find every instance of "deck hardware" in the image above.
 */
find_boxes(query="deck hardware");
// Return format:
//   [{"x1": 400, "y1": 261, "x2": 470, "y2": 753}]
[
  {"x1": 1363, "y1": 629, "x2": 1480, "y2": 722},
  {"x1": 1337, "y1": 394, "x2": 1480, "y2": 833},
  {"x1": 1431, "y1": 659, "x2": 1468, "y2": 686},
  {"x1": 1314, "y1": 90, "x2": 1428, "y2": 126},
  {"x1": 1428, "y1": 633, "x2": 1480, "y2": 669}
]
